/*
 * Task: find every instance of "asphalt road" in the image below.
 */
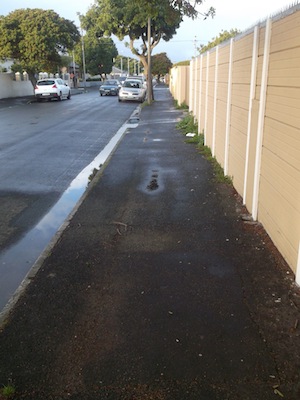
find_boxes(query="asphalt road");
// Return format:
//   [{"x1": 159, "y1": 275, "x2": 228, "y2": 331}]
[{"x1": 0, "y1": 89, "x2": 138, "y2": 309}]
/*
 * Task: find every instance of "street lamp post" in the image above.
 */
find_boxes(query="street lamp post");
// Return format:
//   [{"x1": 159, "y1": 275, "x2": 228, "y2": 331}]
[
  {"x1": 147, "y1": 16, "x2": 152, "y2": 103},
  {"x1": 81, "y1": 30, "x2": 87, "y2": 90}
]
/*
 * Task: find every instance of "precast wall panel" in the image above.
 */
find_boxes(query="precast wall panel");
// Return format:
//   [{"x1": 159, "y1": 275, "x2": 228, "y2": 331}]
[
  {"x1": 170, "y1": 3, "x2": 300, "y2": 277},
  {"x1": 180, "y1": 66, "x2": 190, "y2": 106},
  {"x1": 215, "y1": 47, "x2": 230, "y2": 167},
  {"x1": 228, "y1": 36, "x2": 252, "y2": 193},
  {"x1": 194, "y1": 58, "x2": 200, "y2": 121},
  {"x1": 271, "y1": 11, "x2": 300, "y2": 53},
  {"x1": 204, "y1": 51, "x2": 216, "y2": 149},
  {"x1": 169, "y1": 66, "x2": 190, "y2": 107},
  {"x1": 232, "y1": 38, "x2": 253, "y2": 62},
  {"x1": 228, "y1": 106, "x2": 249, "y2": 194},
  {"x1": 198, "y1": 54, "x2": 208, "y2": 133},
  {"x1": 215, "y1": 88, "x2": 228, "y2": 167},
  {"x1": 245, "y1": 100, "x2": 260, "y2": 210},
  {"x1": 268, "y1": 54, "x2": 300, "y2": 87},
  {"x1": 188, "y1": 59, "x2": 194, "y2": 112},
  {"x1": 254, "y1": 26, "x2": 266, "y2": 101}
]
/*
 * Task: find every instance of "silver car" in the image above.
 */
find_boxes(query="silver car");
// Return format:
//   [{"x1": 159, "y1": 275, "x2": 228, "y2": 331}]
[
  {"x1": 35, "y1": 78, "x2": 71, "y2": 102},
  {"x1": 118, "y1": 79, "x2": 146, "y2": 103}
]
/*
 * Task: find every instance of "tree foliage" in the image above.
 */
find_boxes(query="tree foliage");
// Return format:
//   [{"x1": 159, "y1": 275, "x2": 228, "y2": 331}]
[
  {"x1": 75, "y1": 35, "x2": 118, "y2": 76},
  {"x1": 173, "y1": 60, "x2": 190, "y2": 66},
  {"x1": 198, "y1": 29, "x2": 240, "y2": 54},
  {"x1": 151, "y1": 52, "x2": 172, "y2": 80},
  {"x1": 81, "y1": 0, "x2": 215, "y2": 99},
  {"x1": 0, "y1": 8, "x2": 80, "y2": 86}
]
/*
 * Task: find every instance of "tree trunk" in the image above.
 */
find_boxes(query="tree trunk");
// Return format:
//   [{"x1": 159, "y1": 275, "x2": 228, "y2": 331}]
[{"x1": 28, "y1": 72, "x2": 37, "y2": 94}]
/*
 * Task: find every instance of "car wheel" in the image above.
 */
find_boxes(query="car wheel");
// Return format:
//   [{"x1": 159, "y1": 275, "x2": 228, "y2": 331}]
[
  {"x1": 100, "y1": 93, "x2": 103, "y2": 96},
  {"x1": 118, "y1": 98, "x2": 122, "y2": 102},
  {"x1": 67, "y1": 91, "x2": 71, "y2": 100}
]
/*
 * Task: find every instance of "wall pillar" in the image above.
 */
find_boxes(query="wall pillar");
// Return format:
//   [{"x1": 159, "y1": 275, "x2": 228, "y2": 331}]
[
  {"x1": 204, "y1": 51, "x2": 210, "y2": 146},
  {"x1": 252, "y1": 19, "x2": 272, "y2": 220},
  {"x1": 243, "y1": 26, "x2": 259, "y2": 203},
  {"x1": 224, "y1": 38, "x2": 234, "y2": 176},
  {"x1": 212, "y1": 46, "x2": 219, "y2": 157},
  {"x1": 197, "y1": 54, "x2": 203, "y2": 133}
]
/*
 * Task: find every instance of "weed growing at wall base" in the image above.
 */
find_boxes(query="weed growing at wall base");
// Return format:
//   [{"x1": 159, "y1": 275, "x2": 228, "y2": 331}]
[
  {"x1": 176, "y1": 112, "x2": 198, "y2": 134},
  {"x1": 176, "y1": 114, "x2": 232, "y2": 185},
  {"x1": 1, "y1": 382, "x2": 16, "y2": 399},
  {"x1": 197, "y1": 135, "x2": 232, "y2": 184},
  {"x1": 174, "y1": 100, "x2": 189, "y2": 110}
]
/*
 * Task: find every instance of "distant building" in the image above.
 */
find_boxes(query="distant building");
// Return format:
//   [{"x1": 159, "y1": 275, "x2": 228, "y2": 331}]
[{"x1": 0, "y1": 59, "x2": 14, "y2": 72}]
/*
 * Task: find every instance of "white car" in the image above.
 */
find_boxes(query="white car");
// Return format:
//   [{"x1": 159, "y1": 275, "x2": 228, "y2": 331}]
[
  {"x1": 126, "y1": 75, "x2": 147, "y2": 88},
  {"x1": 35, "y1": 78, "x2": 71, "y2": 101},
  {"x1": 118, "y1": 79, "x2": 146, "y2": 103}
]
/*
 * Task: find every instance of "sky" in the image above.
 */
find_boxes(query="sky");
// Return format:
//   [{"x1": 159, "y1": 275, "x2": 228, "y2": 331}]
[{"x1": 0, "y1": 0, "x2": 298, "y2": 63}]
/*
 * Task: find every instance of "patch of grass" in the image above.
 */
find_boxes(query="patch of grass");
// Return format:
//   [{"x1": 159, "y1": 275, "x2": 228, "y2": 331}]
[
  {"x1": 88, "y1": 167, "x2": 99, "y2": 183},
  {"x1": 210, "y1": 157, "x2": 233, "y2": 184},
  {"x1": 196, "y1": 134, "x2": 232, "y2": 184},
  {"x1": 185, "y1": 135, "x2": 201, "y2": 144},
  {"x1": 1, "y1": 382, "x2": 16, "y2": 398},
  {"x1": 174, "y1": 100, "x2": 189, "y2": 110},
  {"x1": 88, "y1": 164, "x2": 103, "y2": 184},
  {"x1": 176, "y1": 113, "x2": 198, "y2": 135}
]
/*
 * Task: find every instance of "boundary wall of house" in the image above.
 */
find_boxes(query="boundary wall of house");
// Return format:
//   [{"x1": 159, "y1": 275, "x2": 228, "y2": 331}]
[
  {"x1": 0, "y1": 73, "x2": 32, "y2": 98},
  {"x1": 0, "y1": 72, "x2": 102, "y2": 99},
  {"x1": 170, "y1": 4, "x2": 300, "y2": 282}
]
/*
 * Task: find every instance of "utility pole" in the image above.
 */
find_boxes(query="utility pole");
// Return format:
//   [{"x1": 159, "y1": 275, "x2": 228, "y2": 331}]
[
  {"x1": 81, "y1": 32, "x2": 86, "y2": 90},
  {"x1": 147, "y1": 16, "x2": 153, "y2": 103},
  {"x1": 77, "y1": 13, "x2": 86, "y2": 90}
]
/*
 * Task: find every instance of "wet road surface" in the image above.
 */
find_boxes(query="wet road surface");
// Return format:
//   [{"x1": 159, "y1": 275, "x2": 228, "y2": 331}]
[{"x1": 0, "y1": 89, "x2": 138, "y2": 309}]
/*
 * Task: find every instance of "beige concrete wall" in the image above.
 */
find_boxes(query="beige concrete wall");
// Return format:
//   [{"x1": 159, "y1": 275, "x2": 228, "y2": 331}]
[
  {"x1": 170, "y1": 4, "x2": 300, "y2": 281},
  {"x1": 169, "y1": 65, "x2": 189, "y2": 107},
  {"x1": 259, "y1": 10, "x2": 300, "y2": 275}
]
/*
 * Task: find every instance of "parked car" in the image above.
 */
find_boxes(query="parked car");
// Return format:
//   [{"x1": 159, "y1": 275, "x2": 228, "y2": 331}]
[
  {"x1": 99, "y1": 79, "x2": 121, "y2": 96},
  {"x1": 118, "y1": 79, "x2": 146, "y2": 103},
  {"x1": 118, "y1": 76, "x2": 127, "y2": 86},
  {"x1": 34, "y1": 78, "x2": 71, "y2": 101},
  {"x1": 125, "y1": 75, "x2": 147, "y2": 88}
]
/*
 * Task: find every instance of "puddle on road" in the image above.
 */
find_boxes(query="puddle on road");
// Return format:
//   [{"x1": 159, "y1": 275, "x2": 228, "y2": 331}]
[
  {"x1": 147, "y1": 170, "x2": 159, "y2": 191},
  {"x1": 0, "y1": 122, "x2": 131, "y2": 313}
]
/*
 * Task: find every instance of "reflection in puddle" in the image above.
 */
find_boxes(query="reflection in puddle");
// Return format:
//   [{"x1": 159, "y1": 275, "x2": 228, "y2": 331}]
[{"x1": 0, "y1": 124, "x2": 128, "y2": 312}]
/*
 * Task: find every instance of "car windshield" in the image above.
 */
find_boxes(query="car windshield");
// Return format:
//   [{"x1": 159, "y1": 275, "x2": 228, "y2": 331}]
[
  {"x1": 124, "y1": 81, "x2": 141, "y2": 88},
  {"x1": 128, "y1": 76, "x2": 143, "y2": 81},
  {"x1": 37, "y1": 80, "x2": 55, "y2": 86},
  {"x1": 105, "y1": 80, "x2": 117, "y2": 85}
]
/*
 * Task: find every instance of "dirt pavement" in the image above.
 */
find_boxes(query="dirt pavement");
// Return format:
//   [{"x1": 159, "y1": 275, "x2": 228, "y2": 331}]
[{"x1": 0, "y1": 85, "x2": 299, "y2": 399}]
